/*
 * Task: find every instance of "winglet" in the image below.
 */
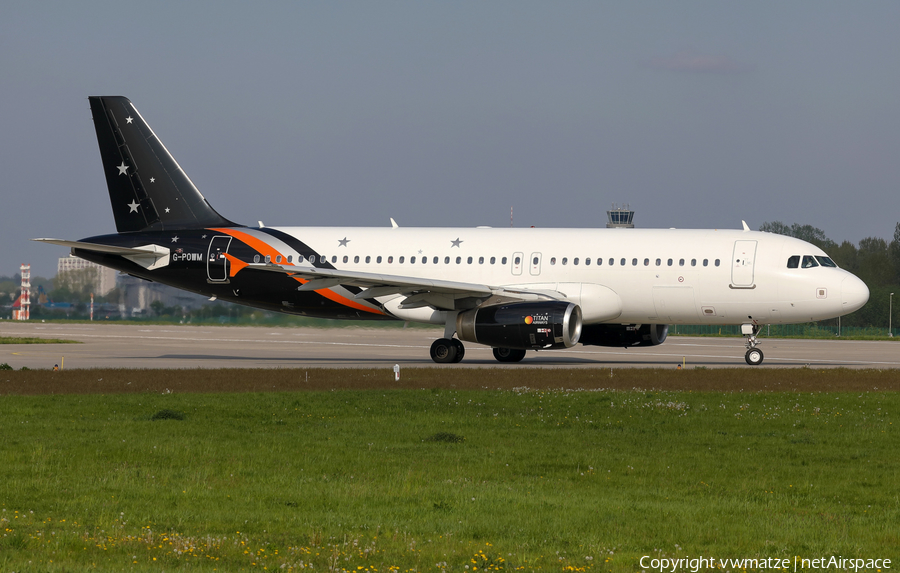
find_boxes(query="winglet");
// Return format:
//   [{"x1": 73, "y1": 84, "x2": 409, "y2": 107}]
[
  {"x1": 741, "y1": 220, "x2": 750, "y2": 231},
  {"x1": 390, "y1": 218, "x2": 399, "y2": 228}
]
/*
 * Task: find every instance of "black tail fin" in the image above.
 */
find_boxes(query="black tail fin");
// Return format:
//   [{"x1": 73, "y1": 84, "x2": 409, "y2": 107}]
[{"x1": 89, "y1": 96, "x2": 237, "y2": 233}]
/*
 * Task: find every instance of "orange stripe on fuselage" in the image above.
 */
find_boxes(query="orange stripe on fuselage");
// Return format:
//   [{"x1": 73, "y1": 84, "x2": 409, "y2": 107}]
[{"x1": 208, "y1": 227, "x2": 384, "y2": 316}]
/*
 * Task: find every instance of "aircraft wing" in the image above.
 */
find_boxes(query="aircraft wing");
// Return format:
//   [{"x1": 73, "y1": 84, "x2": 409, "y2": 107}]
[{"x1": 245, "y1": 261, "x2": 564, "y2": 310}]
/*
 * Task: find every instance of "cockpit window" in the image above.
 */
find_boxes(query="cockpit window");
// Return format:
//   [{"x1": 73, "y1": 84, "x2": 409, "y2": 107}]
[
  {"x1": 787, "y1": 255, "x2": 800, "y2": 269},
  {"x1": 801, "y1": 255, "x2": 819, "y2": 268},
  {"x1": 815, "y1": 256, "x2": 837, "y2": 268}
]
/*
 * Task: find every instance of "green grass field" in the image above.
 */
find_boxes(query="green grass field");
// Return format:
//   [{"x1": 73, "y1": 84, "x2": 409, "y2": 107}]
[{"x1": 0, "y1": 372, "x2": 896, "y2": 571}]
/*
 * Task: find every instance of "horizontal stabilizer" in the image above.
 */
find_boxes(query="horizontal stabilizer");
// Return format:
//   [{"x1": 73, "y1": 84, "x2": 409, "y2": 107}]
[{"x1": 33, "y1": 238, "x2": 170, "y2": 270}]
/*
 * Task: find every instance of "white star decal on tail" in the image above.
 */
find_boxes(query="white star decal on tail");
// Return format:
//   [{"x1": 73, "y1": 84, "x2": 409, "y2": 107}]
[
  {"x1": 117, "y1": 162, "x2": 129, "y2": 175},
  {"x1": 127, "y1": 200, "x2": 139, "y2": 213},
  {"x1": 126, "y1": 116, "x2": 133, "y2": 124},
  {"x1": 149, "y1": 177, "x2": 155, "y2": 183},
  {"x1": 165, "y1": 207, "x2": 171, "y2": 213},
  {"x1": 171, "y1": 236, "x2": 179, "y2": 243}
]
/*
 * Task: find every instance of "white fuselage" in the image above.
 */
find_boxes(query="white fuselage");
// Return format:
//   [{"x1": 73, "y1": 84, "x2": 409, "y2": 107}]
[{"x1": 265, "y1": 226, "x2": 869, "y2": 326}]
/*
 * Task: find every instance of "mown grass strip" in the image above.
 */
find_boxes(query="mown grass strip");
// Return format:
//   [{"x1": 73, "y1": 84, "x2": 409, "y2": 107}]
[
  {"x1": 0, "y1": 336, "x2": 79, "y2": 344},
  {"x1": 0, "y1": 380, "x2": 896, "y2": 571},
  {"x1": 1, "y1": 367, "x2": 898, "y2": 395}
]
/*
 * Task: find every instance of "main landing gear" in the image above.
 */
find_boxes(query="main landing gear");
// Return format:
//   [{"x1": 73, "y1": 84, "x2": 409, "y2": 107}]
[
  {"x1": 492, "y1": 347, "x2": 526, "y2": 363},
  {"x1": 742, "y1": 323, "x2": 764, "y2": 366},
  {"x1": 429, "y1": 338, "x2": 465, "y2": 364},
  {"x1": 429, "y1": 338, "x2": 527, "y2": 364},
  {"x1": 430, "y1": 315, "x2": 527, "y2": 364}
]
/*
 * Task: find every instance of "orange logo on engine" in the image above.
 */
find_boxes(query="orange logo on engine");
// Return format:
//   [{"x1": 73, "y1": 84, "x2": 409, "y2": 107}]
[{"x1": 524, "y1": 316, "x2": 533, "y2": 325}]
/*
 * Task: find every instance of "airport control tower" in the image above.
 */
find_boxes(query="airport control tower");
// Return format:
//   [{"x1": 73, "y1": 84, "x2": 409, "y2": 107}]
[{"x1": 606, "y1": 204, "x2": 635, "y2": 228}]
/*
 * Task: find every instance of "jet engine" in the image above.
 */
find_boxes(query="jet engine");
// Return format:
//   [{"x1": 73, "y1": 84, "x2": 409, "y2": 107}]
[
  {"x1": 456, "y1": 302, "x2": 582, "y2": 350},
  {"x1": 579, "y1": 323, "x2": 668, "y2": 348}
]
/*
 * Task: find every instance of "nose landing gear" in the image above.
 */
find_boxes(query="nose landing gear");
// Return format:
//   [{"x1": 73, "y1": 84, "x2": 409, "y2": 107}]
[{"x1": 742, "y1": 323, "x2": 764, "y2": 365}]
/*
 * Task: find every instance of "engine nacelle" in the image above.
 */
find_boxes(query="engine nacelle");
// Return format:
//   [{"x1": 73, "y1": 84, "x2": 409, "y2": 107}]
[
  {"x1": 456, "y1": 302, "x2": 583, "y2": 350},
  {"x1": 579, "y1": 323, "x2": 668, "y2": 348}
]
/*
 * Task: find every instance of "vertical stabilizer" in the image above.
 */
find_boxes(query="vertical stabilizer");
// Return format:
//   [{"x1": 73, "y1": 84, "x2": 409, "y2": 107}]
[{"x1": 89, "y1": 96, "x2": 236, "y2": 233}]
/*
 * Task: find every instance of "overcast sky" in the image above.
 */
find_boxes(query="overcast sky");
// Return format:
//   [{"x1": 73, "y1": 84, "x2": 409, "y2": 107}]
[{"x1": 3, "y1": 1, "x2": 899, "y2": 278}]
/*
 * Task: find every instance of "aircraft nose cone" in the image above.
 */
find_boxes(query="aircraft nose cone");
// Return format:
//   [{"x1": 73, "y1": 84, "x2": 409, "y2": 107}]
[{"x1": 841, "y1": 274, "x2": 869, "y2": 314}]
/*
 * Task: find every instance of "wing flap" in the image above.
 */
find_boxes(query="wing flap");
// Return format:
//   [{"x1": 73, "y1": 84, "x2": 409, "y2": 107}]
[{"x1": 248, "y1": 262, "x2": 494, "y2": 297}]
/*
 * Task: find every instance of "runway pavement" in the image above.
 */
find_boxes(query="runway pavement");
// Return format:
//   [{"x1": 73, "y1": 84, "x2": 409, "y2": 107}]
[{"x1": 1, "y1": 321, "x2": 898, "y2": 370}]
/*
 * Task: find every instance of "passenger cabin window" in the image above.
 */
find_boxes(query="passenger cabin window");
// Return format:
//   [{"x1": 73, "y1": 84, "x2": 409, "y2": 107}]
[
  {"x1": 467, "y1": 256, "x2": 473, "y2": 264},
  {"x1": 573, "y1": 258, "x2": 579, "y2": 265},
  {"x1": 376, "y1": 256, "x2": 382, "y2": 263},
  {"x1": 253, "y1": 254, "x2": 260, "y2": 263},
  {"x1": 502, "y1": 257, "x2": 508, "y2": 265},
  {"x1": 632, "y1": 258, "x2": 638, "y2": 266},
  {"x1": 596, "y1": 258, "x2": 602, "y2": 266},
  {"x1": 787, "y1": 255, "x2": 800, "y2": 268},
  {"x1": 490, "y1": 256, "x2": 496, "y2": 264},
  {"x1": 715, "y1": 259, "x2": 720, "y2": 267},
  {"x1": 691, "y1": 259, "x2": 696, "y2": 267},
  {"x1": 533, "y1": 257, "x2": 539, "y2": 266},
  {"x1": 609, "y1": 258, "x2": 614, "y2": 266},
  {"x1": 667, "y1": 258, "x2": 673, "y2": 266},
  {"x1": 388, "y1": 256, "x2": 393, "y2": 263},
  {"x1": 456, "y1": 256, "x2": 461, "y2": 264},
  {"x1": 445, "y1": 256, "x2": 450, "y2": 264},
  {"x1": 354, "y1": 255, "x2": 360, "y2": 263},
  {"x1": 433, "y1": 256, "x2": 438, "y2": 264},
  {"x1": 585, "y1": 258, "x2": 590, "y2": 266},
  {"x1": 551, "y1": 257, "x2": 557, "y2": 265},
  {"x1": 620, "y1": 258, "x2": 626, "y2": 266},
  {"x1": 802, "y1": 255, "x2": 819, "y2": 268},
  {"x1": 332, "y1": 256, "x2": 337, "y2": 263},
  {"x1": 644, "y1": 258, "x2": 650, "y2": 266},
  {"x1": 562, "y1": 257, "x2": 568, "y2": 265},
  {"x1": 365, "y1": 256, "x2": 371, "y2": 263},
  {"x1": 399, "y1": 256, "x2": 405, "y2": 263},
  {"x1": 703, "y1": 259, "x2": 708, "y2": 267},
  {"x1": 265, "y1": 255, "x2": 271, "y2": 263},
  {"x1": 411, "y1": 256, "x2": 417, "y2": 263},
  {"x1": 655, "y1": 258, "x2": 661, "y2": 266},
  {"x1": 479, "y1": 256, "x2": 484, "y2": 264},
  {"x1": 679, "y1": 258, "x2": 685, "y2": 266}
]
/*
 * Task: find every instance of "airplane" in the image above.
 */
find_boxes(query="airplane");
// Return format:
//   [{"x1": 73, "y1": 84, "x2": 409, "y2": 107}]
[{"x1": 36, "y1": 96, "x2": 870, "y2": 366}]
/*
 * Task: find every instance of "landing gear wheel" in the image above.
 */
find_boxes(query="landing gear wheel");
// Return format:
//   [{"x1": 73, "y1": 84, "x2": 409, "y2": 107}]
[
  {"x1": 493, "y1": 347, "x2": 527, "y2": 363},
  {"x1": 745, "y1": 348, "x2": 764, "y2": 366},
  {"x1": 430, "y1": 338, "x2": 458, "y2": 364},
  {"x1": 451, "y1": 339, "x2": 466, "y2": 363}
]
